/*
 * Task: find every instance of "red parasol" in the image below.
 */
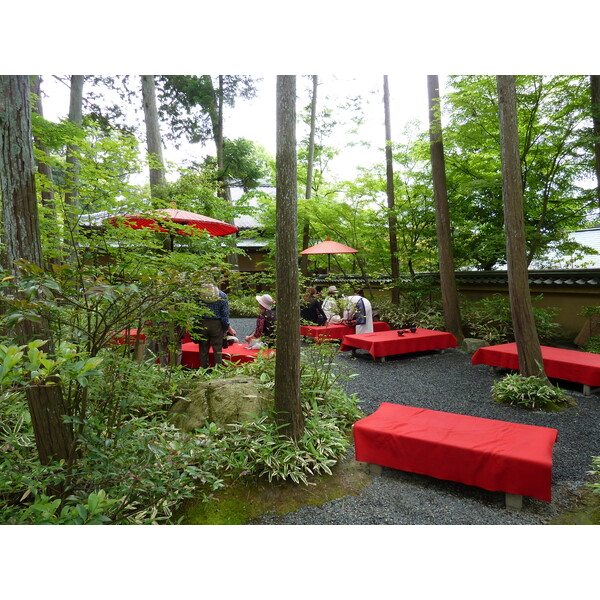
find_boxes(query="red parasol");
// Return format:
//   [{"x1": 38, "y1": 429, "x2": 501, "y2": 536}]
[
  {"x1": 105, "y1": 207, "x2": 238, "y2": 237},
  {"x1": 105, "y1": 206, "x2": 238, "y2": 251},
  {"x1": 300, "y1": 237, "x2": 358, "y2": 272}
]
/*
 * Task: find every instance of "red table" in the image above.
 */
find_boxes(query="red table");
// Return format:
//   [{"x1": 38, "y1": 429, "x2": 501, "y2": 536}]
[
  {"x1": 471, "y1": 343, "x2": 600, "y2": 396},
  {"x1": 340, "y1": 328, "x2": 457, "y2": 361},
  {"x1": 353, "y1": 403, "x2": 558, "y2": 505},
  {"x1": 112, "y1": 328, "x2": 146, "y2": 345},
  {"x1": 181, "y1": 341, "x2": 274, "y2": 368},
  {"x1": 300, "y1": 321, "x2": 390, "y2": 342}
]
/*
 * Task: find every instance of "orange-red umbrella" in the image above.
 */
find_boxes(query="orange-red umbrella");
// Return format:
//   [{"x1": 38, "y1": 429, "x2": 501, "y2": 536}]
[
  {"x1": 300, "y1": 237, "x2": 358, "y2": 272},
  {"x1": 105, "y1": 206, "x2": 238, "y2": 251},
  {"x1": 300, "y1": 237, "x2": 358, "y2": 256},
  {"x1": 105, "y1": 207, "x2": 238, "y2": 237}
]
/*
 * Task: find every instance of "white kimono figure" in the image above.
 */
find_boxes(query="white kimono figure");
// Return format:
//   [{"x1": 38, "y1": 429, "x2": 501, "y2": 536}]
[
  {"x1": 345, "y1": 294, "x2": 373, "y2": 334},
  {"x1": 322, "y1": 294, "x2": 342, "y2": 324}
]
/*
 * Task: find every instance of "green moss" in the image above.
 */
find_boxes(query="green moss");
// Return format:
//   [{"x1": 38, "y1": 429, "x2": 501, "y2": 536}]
[
  {"x1": 548, "y1": 486, "x2": 600, "y2": 525},
  {"x1": 176, "y1": 455, "x2": 372, "y2": 525}
]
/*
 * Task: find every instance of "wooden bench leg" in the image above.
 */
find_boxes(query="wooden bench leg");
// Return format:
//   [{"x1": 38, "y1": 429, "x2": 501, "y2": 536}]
[{"x1": 505, "y1": 493, "x2": 523, "y2": 510}]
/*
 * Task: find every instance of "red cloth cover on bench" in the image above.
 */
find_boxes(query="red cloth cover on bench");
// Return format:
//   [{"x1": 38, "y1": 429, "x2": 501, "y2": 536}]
[
  {"x1": 353, "y1": 403, "x2": 558, "y2": 502},
  {"x1": 181, "y1": 341, "x2": 274, "y2": 368},
  {"x1": 472, "y1": 342, "x2": 600, "y2": 388},
  {"x1": 300, "y1": 321, "x2": 390, "y2": 342}
]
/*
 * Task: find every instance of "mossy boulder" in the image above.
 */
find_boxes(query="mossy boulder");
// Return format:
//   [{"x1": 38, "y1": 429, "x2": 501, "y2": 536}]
[{"x1": 169, "y1": 375, "x2": 273, "y2": 432}]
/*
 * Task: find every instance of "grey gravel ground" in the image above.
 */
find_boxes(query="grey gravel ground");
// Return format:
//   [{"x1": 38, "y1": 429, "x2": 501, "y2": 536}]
[{"x1": 230, "y1": 318, "x2": 600, "y2": 525}]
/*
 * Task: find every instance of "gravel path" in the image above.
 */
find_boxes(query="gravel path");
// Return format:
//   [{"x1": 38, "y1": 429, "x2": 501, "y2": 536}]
[{"x1": 230, "y1": 318, "x2": 600, "y2": 525}]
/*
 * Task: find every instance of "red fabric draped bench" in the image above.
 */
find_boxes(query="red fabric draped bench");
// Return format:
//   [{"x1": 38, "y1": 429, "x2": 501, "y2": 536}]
[
  {"x1": 353, "y1": 403, "x2": 558, "y2": 508},
  {"x1": 471, "y1": 342, "x2": 600, "y2": 396},
  {"x1": 300, "y1": 321, "x2": 390, "y2": 342},
  {"x1": 180, "y1": 341, "x2": 274, "y2": 368}
]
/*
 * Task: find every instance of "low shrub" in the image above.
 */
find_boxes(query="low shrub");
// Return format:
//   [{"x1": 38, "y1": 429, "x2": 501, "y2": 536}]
[
  {"x1": 1, "y1": 339, "x2": 361, "y2": 523},
  {"x1": 228, "y1": 294, "x2": 260, "y2": 318},
  {"x1": 461, "y1": 294, "x2": 560, "y2": 345},
  {"x1": 584, "y1": 336, "x2": 600, "y2": 354},
  {"x1": 374, "y1": 298, "x2": 445, "y2": 331},
  {"x1": 492, "y1": 372, "x2": 574, "y2": 411},
  {"x1": 588, "y1": 455, "x2": 600, "y2": 496}
]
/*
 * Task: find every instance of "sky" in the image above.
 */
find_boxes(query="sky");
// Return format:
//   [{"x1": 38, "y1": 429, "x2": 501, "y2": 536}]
[{"x1": 40, "y1": 73, "x2": 437, "y2": 183}]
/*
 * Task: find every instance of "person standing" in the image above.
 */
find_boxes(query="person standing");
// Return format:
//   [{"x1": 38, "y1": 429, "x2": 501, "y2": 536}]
[
  {"x1": 344, "y1": 288, "x2": 373, "y2": 334},
  {"x1": 190, "y1": 283, "x2": 235, "y2": 368},
  {"x1": 246, "y1": 293, "x2": 277, "y2": 348}
]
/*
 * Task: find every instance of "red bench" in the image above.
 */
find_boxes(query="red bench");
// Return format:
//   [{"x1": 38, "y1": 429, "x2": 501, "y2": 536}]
[
  {"x1": 353, "y1": 403, "x2": 558, "y2": 508},
  {"x1": 300, "y1": 321, "x2": 390, "y2": 342},
  {"x1": 472, "y1": 342, "x2": 600, "y2": 396}
]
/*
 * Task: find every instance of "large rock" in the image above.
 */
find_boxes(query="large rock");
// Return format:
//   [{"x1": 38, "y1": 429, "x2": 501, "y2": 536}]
[
  {"x1": 461, "y1": 338, "x2": 489, "y2": 354},
  {"x1": 169, "y1": 376, "x2": 273, "y2": 432}
]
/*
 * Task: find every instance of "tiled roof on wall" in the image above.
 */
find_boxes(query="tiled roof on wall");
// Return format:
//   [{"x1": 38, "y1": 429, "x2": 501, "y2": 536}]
[{"x1": 314, "y1": 269, "x2": 600, "y2": 288}]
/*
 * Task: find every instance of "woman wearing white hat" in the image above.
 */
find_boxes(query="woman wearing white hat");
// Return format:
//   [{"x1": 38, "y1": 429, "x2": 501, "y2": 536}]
[
  {"x1": 322, "y1": 285, "x2": 343, "y2": 324},
  {"x1": 245, "y1": 293, "x2": 276, "y2": 348}
]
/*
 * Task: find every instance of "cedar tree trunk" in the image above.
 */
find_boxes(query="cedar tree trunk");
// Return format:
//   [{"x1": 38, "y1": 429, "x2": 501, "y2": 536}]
[
  {"x1": 497, "y1": 75, "x2": 546, "y2": 378},
  {"x1": 427, "y1": 75, "x2": 464, "y2": 343},
  {"x1": 141, "y1": 75, "x2": 166, "y2": 196},
  {"x1": 383, "y1": 75, "x2": 401, "y2": 304},
  {"x1": 301, "y1": 75, "x2": 317, "y2": 278},
  {"x1": 274, "y1": 75, "x2": 304, "y2": 440}
]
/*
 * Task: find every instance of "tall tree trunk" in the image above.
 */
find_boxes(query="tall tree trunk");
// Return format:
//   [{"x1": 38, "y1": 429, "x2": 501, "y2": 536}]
[
  {"x1": 497, "y1": 75, "x2": 546, "y2": 378},
  {"x1": 0, "y1": 76, "x2": 44, "y2": 274},
  {"x1": 202, "y1": 75, "x2": 239, "y2": 275},
  {"x1": 30, "y1": 76, "x2": 60, "y2": 268},
  {"x1": 141, "y1": 75, "x2": 166, "y2": 197},
  {"x1": 301, "y1": 75, "x2": 318, "y2": 278},
  {"x1": 590, "y1": 75, "x2": 600, "y2": 208},
  {"x1": 30, "y1": 76, "x2": 55, "y2": 210},
  {"x1": 427, "y1": 75, "x2": 464, "y2": 343},
  {"x1": 0, "y1": 76, "x2": 72, "y2": 475},
  {"x1": 26, "y1": 382, "x2": 74, "y2": 466},
  {"x1": 274, "y1": 75, "x2": 304, "y2": 440},
  {"x1": 63, "y1": 75, "x2": 83, "y2": 255},
  {"x1": 383, "y1": 76, "x2": 401, "y2": 304}
]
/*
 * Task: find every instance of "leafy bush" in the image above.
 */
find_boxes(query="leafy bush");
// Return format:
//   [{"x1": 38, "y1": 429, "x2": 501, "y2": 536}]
[
  {"x1": 584, "y1": 336, "x2": 600, "y2": 354},
  {"x1": 588, "y1": 455, "x2": 600, "y2": 496},
  {"x1": 492, "y1": 373, "x2": 574, "y2": 411},
  {"x1": 0, "y1": 339, "x2": 361, "y2": 523},
  {"x1": 461, "y1": 294, "x2": 560, "y2": 345},
  {"x1": 374, "y1": 298, "x2": 445, "y2": 331},
  {"x1": 228, "y1": 294, "x2": 260, "y2": 318}
]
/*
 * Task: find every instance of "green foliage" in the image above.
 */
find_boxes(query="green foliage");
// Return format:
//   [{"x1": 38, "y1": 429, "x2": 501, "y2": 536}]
[
  {"x1": 375, "y1": 291, "x2": 560, "y2": 345},
  {"x1": 588, "y1": 456, "x2": 600, "y2": 496},
  {"x1": 444, "y1": 75, "x2": 596, "y2": 270},
  {"x1": 492, "y1": 373, "x2": 574, "y2": 411},
  {"x1": 5, "y1": 489, "x2": 118, "y2": 525},
  {"x1": 228, "y1": 294, "x2": 260, "y2": 318},
  {"x1": 375, "y1": 296, "x2": 445, "y2": 331},
  {"x1": 461, "y1": 294, "x2": 560, "y2": 345},
  {"x1": 584, "y1": 336, "x2": 600, "y2": 354},
  {"x1": 0, "y1": 338, "x2": 361, "y2": 523}
]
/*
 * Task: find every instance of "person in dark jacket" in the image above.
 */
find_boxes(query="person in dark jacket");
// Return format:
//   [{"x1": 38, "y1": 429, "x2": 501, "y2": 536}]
[
  {"x1": 300, "y1": 287, "x2": 327, "y2": 326},
  {"x1": 190, "y1": 283, "x2": 235, "y2": 368}
]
